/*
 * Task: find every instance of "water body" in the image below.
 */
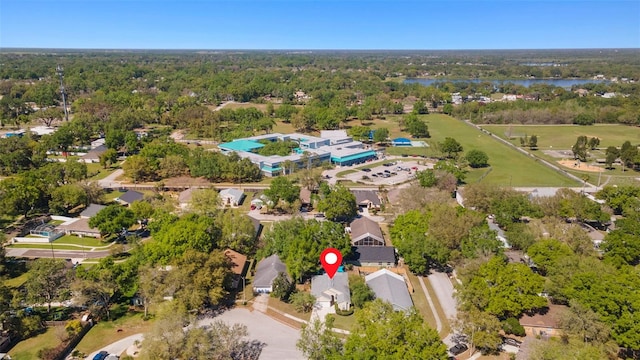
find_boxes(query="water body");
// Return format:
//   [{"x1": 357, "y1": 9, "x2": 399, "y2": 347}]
[{"x1": 404, "y1": 78, "x2": 608, "y2": 89}]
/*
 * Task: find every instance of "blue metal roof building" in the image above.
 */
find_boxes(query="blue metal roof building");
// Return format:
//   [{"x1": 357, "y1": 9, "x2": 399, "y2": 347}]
[
  {"x1": 219, "y1": 139, "x2": 265, "y2": 152},
  {"x1": 391, "y1": 137, "x2": 412, "y2": 146}
]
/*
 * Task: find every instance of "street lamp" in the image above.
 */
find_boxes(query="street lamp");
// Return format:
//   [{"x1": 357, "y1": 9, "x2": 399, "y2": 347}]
[{"x1": 49, "y1": 240, "x2": 55, "y2": 259}]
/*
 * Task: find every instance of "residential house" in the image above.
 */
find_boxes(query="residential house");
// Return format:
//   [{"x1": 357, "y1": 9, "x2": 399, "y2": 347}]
[
  {"x1": 349, "y1": 217, "x2": 385, "y2": 246},
  {"x1": 80, "y1": 204, "x2": 106, "y2": 219},
  {"x1": 219, "y1": 188, "x2": 245, "y2": 207},
  {"x1": 57, "y1": 218, "x2": 101, "y2": 238},
  {"x1": 365, "y1": 269, "x2": 413, "y2": 312},
  {"x1": 224, "y1": 249, "x2": 248, "y2": 289},
  {"x1": 351, "y1": 190, "x2": 381, "y2": 210},
  {"x1": 80, "y1": 144, "x2": 107, "y2": 163},
  {"x1": 253, "y1": 254, "x2": 288, "y2": 293},
  {"x1": 116, "y1": 190, "x2": 144, "y2": 206},
  {"x1": 247, "y1": 215, "x2": 264, "y2": 241},
  {"x1": 311, "y1": 272, "x2": 351, "y2": 311},
  {"x1": 348, "y1": 246, "x2": 396, "y2": 267},
  {"x1": 519, "y1": 304, "x2": 568, "y2": 338},
  {"x1": 178, "y1": 188, "x2": 195, "y2": 210},
  {"x1": 299, "y1": 188, "x2": 312, "y2": 209}
]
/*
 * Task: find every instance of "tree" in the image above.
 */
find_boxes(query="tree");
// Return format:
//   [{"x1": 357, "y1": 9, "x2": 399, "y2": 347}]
[
  {"x1": 99, "y1": 148, "x2": 118, "y2": 169},
  {"x1": 573, "y1": 113, "x2": 595, "y2": 125},
  {"x1": 412, "y1": 100, "x2": 429, "y2": 114},
  {"x1": 465, "y1": 149, "x2": 489, "y2": 168},
  {"x1": 137, "y1": 264, "x2": 167, "y2": 318},
  {"x1": 89, "y1": 204, "x2": 136, "y2": 237},
  {"x1": 443, "y1": 103, "x2": 453, "y2": 115},
  {"x1": 457, "y1": 256, "x2": 547, "y2": 319},
  {"x1": 123, "y1": 155, "x2": 154, "y2": 183},
  {"x1": 263, "y1": 176, "x2": 300, "y2": 211},
  {"x1": 406, "y1": 117, "x2": 430, "y2": 138},
  {"x1": 25, "y1": 259, "x2": 71, "y2": 313},
  {"x1": 261, "y1": 218, "x2": 351, "y2": 283},
  {"x1": 619, "y1": 140, "x2": 638, "y2": 170},
  {"x1": 440, "y1": 137, "x2": 463, "y2": 158},
  {"x1": 372, "y1": 127, "x2": 389, "y2": 143},
  {"x1": 32, "y1": 107, "x2": 64, "y2": 127},
  {"x1": 347, "y1": 125, "x2": 371, "y2": 142},
  {"x1": 317, "y1": 184, "x2": 357, "y2": 222},
  {"x1": 188, "y1": 188, "x2": 221, "y2": 216},
  {"x1": 528, "y1": 134, "x2": 538, "y2": 150},
  {"x1": 572, "y1": 135, "x2": 588, "y2": 162},
  {"x1": 343, "y1": 299, "x2": 448, "y2": 359},
  {"x1": 417, "y1": 169, "x2": 438, "y2": 188},
  {"x1": 73, "y1": 264, "x2": 119, "y2": 319},
  {"x1": 49, "y1": 183, "x2": 88, "y2": 215},
  {"x1": 291, "y1": 291, "x2": 316, "y2": 313},
  {"x1": 0, "y1": 176, "x2": 43, "y2": 217},
  {"x1": 146, "y1": 214, "x2": 221, "y2": 263},
  {"x1": 130, "y1": 200, "x2": 154, "y2": 222},
  {"x1": 349, "y1": 275, "x2": 375, "y2": 308},
  {"x1": 587, "y1": 137, "x2": 600, "y2": 150},
  {"x1": 604, "y1": 146, "x2": 619, "y2": 169},
  {"x1": 297, "y1": 317, "x2": 344, "y2": 360},
  {"x1": 559, "y1": 300, "x2": 611, "y2": 344},
  {"x1": 271, "y1": 272, "x2": 294, "y2": 301},
  {"x1": 453, "y1": 307, "x2": 503, "y2": 355}
]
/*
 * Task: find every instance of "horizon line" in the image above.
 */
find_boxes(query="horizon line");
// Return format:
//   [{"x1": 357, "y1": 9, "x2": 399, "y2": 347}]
[{"x1": 1, "y1": 47, "x2": 639, "y2": 52}]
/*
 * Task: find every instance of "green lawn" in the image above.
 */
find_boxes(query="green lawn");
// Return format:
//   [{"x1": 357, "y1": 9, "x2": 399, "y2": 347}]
[
  {"x1": 481, "y1": 124, "x2": 640, "y2": 149},
  {"x1": 424, "y1": 115, "x2": 580, "y2": 187},
  {"x1": 4, "y1": 272, "x2": 29, "y2": 288},
  {"x1": 87, "y1": 163, "x2": 120, "y2": 181},
  {"x1": 326, "y1": 312, "x2": 356, "y2": 332},
  {"x1": 75, "y1": 308, "x2": 153, "y2": 356},
  {"x1": 9, "y1": 243, "x2": 87, "y2": 250},
  {"x1": 405, "y1": 272, "x2": 450, "y2": 336},
  {"x1": 267, "y1": 298, "x2": 312, "y2": 322},
  {"x1": 54, "y1": 235, "x2": 110, "y2": 248},
  {"x1": 104, "y1": 190, "x2": 126, "y2": 202},
  {"x1": 8, "y1": 327, "x2": 59, "y2": 360}
]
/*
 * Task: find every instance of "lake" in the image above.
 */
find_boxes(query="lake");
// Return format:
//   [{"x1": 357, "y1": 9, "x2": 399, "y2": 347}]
[{"x1": 404, "y1": 78, "x2": 608, "y2": 89}]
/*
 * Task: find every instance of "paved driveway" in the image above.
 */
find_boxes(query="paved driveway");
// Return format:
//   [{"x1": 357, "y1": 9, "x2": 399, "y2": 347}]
[
  {"x1": 199, "y1": 308, "x2": 304, "y2": 360},
  {"x1": 428, "y1": 271, "x2": 457, "y2": 322}
]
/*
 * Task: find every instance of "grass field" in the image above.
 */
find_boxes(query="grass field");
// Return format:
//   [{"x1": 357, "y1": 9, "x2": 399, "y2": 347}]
[
  {"x1": 54, "y1": 235, "x2": 109, "y2": 247},
  {"x1": 8, "y1": 327, "x2": 58, "y2": 360},
  {"x1": 423, "y1": 115, "x2": 579, "y2": 187},
  {"x1": 481, "y1": 124, "x2": 640, "y2": 149},
  {"x1": 75, "y1": 307, "x2": 153, "y2": 356}
]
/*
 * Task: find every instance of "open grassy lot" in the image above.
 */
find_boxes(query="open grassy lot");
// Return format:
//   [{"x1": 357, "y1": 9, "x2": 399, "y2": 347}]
[
  {"x1": 424, "y1": 115, "x2": 579, "y2": 187},
  {"x1": 75, "y1": 306, "x2": 153, "y2": 356},
  {"x1": 8, "y1": 327, "x2": 59, "y2": 360},
  {"x1": 481, "y1": 124, "x2": 640, "y2": 149}
]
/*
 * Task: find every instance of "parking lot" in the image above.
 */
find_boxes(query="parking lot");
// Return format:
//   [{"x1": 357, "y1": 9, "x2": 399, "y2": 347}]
[{"x1": 339, "y1": 160, "x2": 433, "y2": 186}]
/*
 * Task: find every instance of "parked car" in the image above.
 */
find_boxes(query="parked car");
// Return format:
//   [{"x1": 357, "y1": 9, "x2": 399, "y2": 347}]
[
  {"x1": 361, "y1": 168, "x2": 371, "y2": 172},
  {"x1": 503, "y1": 338, "x2": 522, "y2": 347},
  {"x1": 314, "y1": 213, "x2": 325, "y2": 218},
  {"x1": 449, "y1": 344, "x2": 468, "y2": 356},
  {"x1": 93, "y1": 351, "x2": 109, "y2": 360}
]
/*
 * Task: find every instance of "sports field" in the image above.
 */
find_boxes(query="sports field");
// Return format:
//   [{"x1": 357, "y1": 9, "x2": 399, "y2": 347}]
[
  {"x1": 480, "y1": 124, "x2": 640, "y2": 149},
  {"x1": 419, "y1": 115, "x2": 580, "y2": 187}
]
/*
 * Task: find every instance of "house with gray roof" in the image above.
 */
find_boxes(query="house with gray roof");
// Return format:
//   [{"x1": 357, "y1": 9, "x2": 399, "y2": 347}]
[
  {"x1": 348, "y1": 246, "x2": 396, "y2": 267},
  {"x1": 311, "y1": 272, "x2": 350, "y2": 311},
  {"x1": 349, "y1": 216, "x2": 385, "y2": 246},
  {"x1": 117, "y1": 190, "x2": 144, "y2": 206},
  {"x1": 219, "y1": 188, "x2": 245, "y2": 207},
  {"x1": 351, "y1": 190, "x2": 381, "y2": 210},
  {"x1": 80, "y1": 203, "x2": 106, "y2": 218},
  {"x1": 253, "y1": 254, "x2": 288, "y2": 294},
  {"x1": 365, "y1": 269, "x2": 413, "y2": 312}
]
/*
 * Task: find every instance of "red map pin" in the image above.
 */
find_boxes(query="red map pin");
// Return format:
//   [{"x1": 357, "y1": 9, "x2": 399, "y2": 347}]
[{"x1": 320, "y1": 248, "x2": 342, "y2": 279}]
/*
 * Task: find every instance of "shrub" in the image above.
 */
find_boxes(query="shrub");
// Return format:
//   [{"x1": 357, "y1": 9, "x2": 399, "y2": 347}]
[
  {"x1": 466, "y1": 149, "x2": 489, "y2": 168},
  {"x1": 502, "y1": 317, "x2": 526, "y2": 336},
  {"x1": 334, "y1": 304, "x2": 354, "y2": 316}
]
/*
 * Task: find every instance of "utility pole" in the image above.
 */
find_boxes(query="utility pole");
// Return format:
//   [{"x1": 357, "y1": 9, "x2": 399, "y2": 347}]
[{"x1": 56, "y1": 65, "x2": 69, "y2": 121}]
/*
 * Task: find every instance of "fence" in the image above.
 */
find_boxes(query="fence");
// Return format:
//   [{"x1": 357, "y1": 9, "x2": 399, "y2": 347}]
[{"x1": 53, "y1": 320, "x2": 93, "y2": 360}]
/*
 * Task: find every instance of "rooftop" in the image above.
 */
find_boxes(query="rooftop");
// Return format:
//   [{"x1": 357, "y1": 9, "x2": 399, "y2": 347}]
[
  {"x1": 519, "y1": 304, "x2": 568, "y2": 329},
  {"x1": 219, "y1": 139, "x2": 265, "y2": 152},
  {"x1": 80, "y1": 203, "x2": 106, "y2": 218},
  {"x1": 365, "y1": 269, "x2": 413, "y2": 312}
]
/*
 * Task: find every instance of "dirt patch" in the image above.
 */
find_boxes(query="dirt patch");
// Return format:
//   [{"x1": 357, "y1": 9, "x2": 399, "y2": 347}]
[{"x1": 558, "y1": 160, "x2": 604, "y2": 172}]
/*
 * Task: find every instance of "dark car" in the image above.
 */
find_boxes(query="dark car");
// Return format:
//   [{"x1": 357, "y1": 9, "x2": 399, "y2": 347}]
[
  {"x1": 361, "y1": 168, "x2": 371, "y2": 172},
  {"x1": 503, "y1": 338, "x2": 522, "y2": 347},
  {"x1": 449, "y1": 344, "x2": 468, "y2": 356},
  {"x1": 93, "y1": 351, "x2": 109, "y2": 360}
]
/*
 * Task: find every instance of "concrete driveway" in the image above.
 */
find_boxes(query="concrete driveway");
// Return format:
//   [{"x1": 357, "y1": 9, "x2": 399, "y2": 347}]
[
  {"x1": 428, "y1": 271, "x2": 457, "y2": 322},
  {"x1": 199, "y1": 308, "x2": 304, "y2": 360},
  {"x1": 85, "y1": 333, "x2": 143, "y2": 359}
]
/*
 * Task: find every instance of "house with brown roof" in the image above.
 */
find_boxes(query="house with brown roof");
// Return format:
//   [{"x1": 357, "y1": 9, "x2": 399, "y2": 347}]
[
  {"x1": 349, "y1": 216, "x2": 385, "y2": 246},
  {"x1": 224, "y1": 249, "x2": 248, "y2": 289},
  {"x1": 351, "y1": 190, "x2": 381, "y2": 210},
  {"x1": 57, "y1": 218, "x2": 101, "y2": 238},
  {"x1": 519, "y1": 304, "x2": 568, "y2": 338}
]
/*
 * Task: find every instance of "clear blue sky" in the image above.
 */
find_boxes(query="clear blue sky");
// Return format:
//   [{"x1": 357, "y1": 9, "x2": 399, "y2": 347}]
[{"x1": 1, "y1": 0, "x2": 638, "y2": 49}]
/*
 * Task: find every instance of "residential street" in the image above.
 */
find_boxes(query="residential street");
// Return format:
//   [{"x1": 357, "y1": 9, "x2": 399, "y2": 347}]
[{"x1": 5, "y1": 247, "x2": 111, "y2": 261}]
